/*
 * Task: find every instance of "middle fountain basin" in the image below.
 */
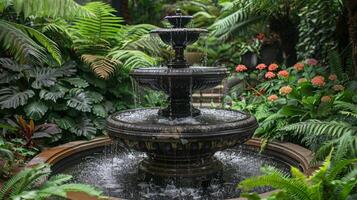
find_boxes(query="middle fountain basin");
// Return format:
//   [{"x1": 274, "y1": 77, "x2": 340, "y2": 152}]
[
  {"x1": 130, "y1": 67, "x2": 228, "y2": 92},
  {"x1": 106, "y1": 108, "x2": 258, "y2": 179}
]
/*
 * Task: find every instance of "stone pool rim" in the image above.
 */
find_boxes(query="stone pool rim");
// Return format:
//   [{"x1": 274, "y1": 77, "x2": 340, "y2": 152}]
[{"x1": 27, "y1": 137, "x2": 315, "y2": 200}]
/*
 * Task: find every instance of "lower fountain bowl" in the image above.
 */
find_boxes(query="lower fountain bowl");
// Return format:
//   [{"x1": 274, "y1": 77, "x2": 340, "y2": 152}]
[
  {"x1": 27, "y1": 137, "x2": 315, "y2": 200},
  {"x1": 106, "y1": 108, "x2": 258, "y2": 178}
]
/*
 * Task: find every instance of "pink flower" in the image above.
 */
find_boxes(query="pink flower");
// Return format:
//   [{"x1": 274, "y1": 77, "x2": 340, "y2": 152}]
[
  {"x1": 333, "y1": 84, "x2": 345, "y2": 91},
  {"x1": 298, "y1": 78, "x2": 308, "y2": 84},
  {"x1": 265, "y1": 72, "x2": 276, "y2": 79},
  {"x1": 306, "y1": 58, "x2": 318, "y2": 66},
  {"x1": 268, "y1": 63, "x2": 279, "y2": 71},
  {"x1": 294, "y1": 62, "x2": 304, "y2": 71},
  {"x1": 311, "y1": 76, "x2": 325, "y2": 87},
  {"x1": 328, "y1": 74, "x2": 337, "y2": 81},
  {"x1": 278, "y1": 70, "x2": 289, "y2": 78},
  {"x1": 267, "y1": 94, "x2": 279, "y2": 102},
  {"x1": 236, "y1": 64, "x2": 248, "y2": 72},
  {"x1": 321, "y1": 95, "x2": 332, "y2": 103},
  {"x1": 279, "y1": 86, "x2": 293, "y2": 95},
  {"x1": 256, "y1": 63, "x2": 267, "y2": 71}
]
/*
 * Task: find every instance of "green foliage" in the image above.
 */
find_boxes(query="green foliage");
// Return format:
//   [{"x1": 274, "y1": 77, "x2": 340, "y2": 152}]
[
  {"x1": 239, "y1": 153, "x2": 357, "y2": 200},
  {"x1": 0, "y1": 87, "x2": 35, "y2": 109},
  {"x1": 0, "y1": 20, "x2": 48, "y2": 65},
  {"x1": 0, "y1": 0, "x2": 92, "y2": 19},
  {"x1": 297, "y1": 0, "x2": 342, "y2": 60},
  {"x1": 0, "y1": 58, "x2": 134, "y2": 139},
  {"x1": 0, "y1": 164, "x2": 103, "y2": 200},
  {"x1": 280, "y1": 119, "x2": 357, "y2": 162}
]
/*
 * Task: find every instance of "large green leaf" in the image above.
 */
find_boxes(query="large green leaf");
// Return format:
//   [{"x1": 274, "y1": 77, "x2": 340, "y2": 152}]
[
  {"x1": 29, "y1": 67, "x2": 63, "y2": 89},
  {"x1": 0, "y1": 87, "x2": 34, "y2": 109},
  {"x1": 11, "y1": 22, "x2": 62, "y2": 65},
  {"x1": 49, "y1": 114, "x2": 75, "y2": 131},
  {"x1": 24, "y1": 101, "x2": 48, "y2": 120},
  {"x1": 73, "y1": 118, "x2": 96, "y2": 139},
  {"x1": 92, "y1": 104, "x2": 107, "y2": 118},
  {"x1": 85, "y1": 91, "x2": 103, "y2": 103},
  {"x1": 0, "y1": 20, "x2": 47, "y2": 65},
  {"x1": 66, "y1": 89, "x2": 92, "y2": 112},
  {"x1": 39, "y1": 85, "x2": 68, "y2": 102},
  {"x1": 62, "y1": 77, "x2": 89, "y2": 88}
]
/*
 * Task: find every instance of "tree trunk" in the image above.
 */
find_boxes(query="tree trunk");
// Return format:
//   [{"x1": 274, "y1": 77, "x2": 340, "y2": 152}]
[
  {"x1": 111, "y1": 0, "x2": 131, "y2": 24},
  {"x1": 346, "y1": 0, "x2": 357, "y2": 77}
]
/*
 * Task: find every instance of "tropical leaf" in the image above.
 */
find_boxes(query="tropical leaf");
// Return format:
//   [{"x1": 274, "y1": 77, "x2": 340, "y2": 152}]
[
  {"x1": 66, "y1": 89, "x2": 92, "y2": 112},
  {"x1": 29, "y1": 67, "x2": 63, "y2": 89},
  {"x1": 92, "y1": 104, "x2": 107, "y2": 118},
  {"x1": 49, "y1": 114, "x2": 75, "y2": 131},
  {"x1": 73, "y1": 117, "x2": 96, "y2": 138},
  {"x1": 0, "y1": 20, "x2": 47, "y2": 65},
  {"x1": 85, "y1": 91, "x2": 103, "y2": 103},
  {"x1": 24, "y1": 101, "x2": 48, "y2": 120},
  {"x1": 11, "y1": 22, "x2": 62, "y2": 65},
  {"x1": 39, "y1": 85, "x2": 68, "y2": 102},
  {"x1": 62, "y1": 77, "x2": 89, "y2": 88},
  {"x1": 0, "y1": 87, "x2": 35, "y2": 109}
]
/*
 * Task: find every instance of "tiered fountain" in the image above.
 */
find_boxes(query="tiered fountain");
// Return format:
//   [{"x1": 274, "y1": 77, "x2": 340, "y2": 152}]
[{"x1": 106, "y1": 9, "x2": 258, "y2": 183}]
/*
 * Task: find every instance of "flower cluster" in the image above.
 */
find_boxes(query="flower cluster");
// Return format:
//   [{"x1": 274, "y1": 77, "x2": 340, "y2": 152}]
[
  {"x1": 278, "y1": 70, "x2": 289, "y2": 78},
  {"x1": 311, "y1": 76, "x2": 325, "y2": 87},
  {"x1": 279, "y1": 86, "x2": 293, "y2": 95},
  {"x1": 268, "y1": 63, "x2": 278, "y2": 71},
  {"x1": 236, "y1": 64, "x2": 248, "y2": 72},
  {"x1": 267, "y1": 94, "x2": 278, "y2": 102},
  {"x1": 256, "y1": 63, "x2": 267, "y2": 71},
  {"x1": 294, "y1": 62, "x2": 304, "y2": 71},
  {"x1": 265, "y1": 72, "x2": 276, "y2": 79}
]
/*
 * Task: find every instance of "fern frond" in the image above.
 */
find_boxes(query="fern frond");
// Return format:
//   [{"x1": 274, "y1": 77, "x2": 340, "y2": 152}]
[
  {"x1": 109, "y1": 49, "x2": 156, "y2": 71},
  {"x1": 280, "y1": 120, "x2": 354, "y2": 138},
  {"x1": 239, "y1": 166, "x2": 311, "y2": 200},
  {"x1": 7, "y1": 0, "x2": 93, "y2": 19},
  {"x1": 81, "y1": 54, "x2": 120, "y2": 79},
  {"x1": 73, "y1": 2, "x2": 123, "y2": 40},
  {"x1": 334, "y1": 101, "x2": 357, "y2": 113}
]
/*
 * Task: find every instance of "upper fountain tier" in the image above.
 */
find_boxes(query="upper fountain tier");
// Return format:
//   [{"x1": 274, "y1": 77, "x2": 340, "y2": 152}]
[
  {"x1": 131, "y1": 9, "x2": 227, "y2": 118},
  {"x1": 150, "y1": 9, "x2": 207, "y2": 68}
]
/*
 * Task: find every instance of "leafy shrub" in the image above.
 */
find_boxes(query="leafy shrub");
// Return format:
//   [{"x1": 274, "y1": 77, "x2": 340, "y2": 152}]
[{"x1": 0, "y1": 58, "x2": 133, "y2": 140}]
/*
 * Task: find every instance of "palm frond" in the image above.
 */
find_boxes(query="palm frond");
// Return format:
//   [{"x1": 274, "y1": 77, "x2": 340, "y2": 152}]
[
  {"x1": 12, "y1": 22, "x2": 62, "y2": 65},
  {"x1": 0, "y1": 20, "x2": 47, "y2": 65}
]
